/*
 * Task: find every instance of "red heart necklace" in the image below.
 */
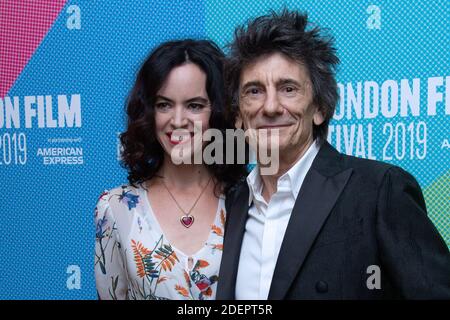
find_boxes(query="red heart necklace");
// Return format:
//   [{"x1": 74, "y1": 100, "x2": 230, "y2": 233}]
[{"x1": 161, "y1": 177, "x2": 211, "y2": 228}]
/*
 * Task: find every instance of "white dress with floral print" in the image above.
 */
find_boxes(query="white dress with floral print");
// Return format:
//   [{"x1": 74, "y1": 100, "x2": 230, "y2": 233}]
[{"x1": 94, "y1": 183, "x2": 226, "y2": 300}]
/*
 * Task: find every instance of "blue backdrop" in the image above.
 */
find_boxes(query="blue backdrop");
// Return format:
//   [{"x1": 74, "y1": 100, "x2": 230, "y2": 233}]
[{"x1": 1, "y1": 0, "x2": 448, "y2": 299}]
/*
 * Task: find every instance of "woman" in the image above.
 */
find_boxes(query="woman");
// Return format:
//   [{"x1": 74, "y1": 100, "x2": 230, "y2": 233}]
[{"x1": 94, "y1": 39, "x2": 246, "y2": 300}]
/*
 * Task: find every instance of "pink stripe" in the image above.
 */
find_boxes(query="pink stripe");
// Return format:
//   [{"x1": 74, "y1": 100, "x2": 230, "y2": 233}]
[{"x1": 0, "y1": 0, "x2": 67, "y2": 97}]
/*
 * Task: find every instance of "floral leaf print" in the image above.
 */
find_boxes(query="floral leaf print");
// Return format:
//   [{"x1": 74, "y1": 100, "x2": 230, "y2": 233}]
[
  {"x1": 211, "y1": 244, "x2": 223, "y2": 251},
  {"x1": 95, "y1": 216, "x2": 109, "y2": 239},
  {"x1": 175, "y1": 285, "x2": 190, "y2": 298},
  {"x1": 183, "y1": 270, "x2": 191, "y2": 288},
  {"x1": 143, "y1": 253, "x2": 159, "y2": 279},
  {"x1": 189, "y1": 271, "x2": 218, "y2": 300},
  {"x1": 220, "y1": 209, "x2": 225, "y2": 227},
  {"x1": 132, "y1": 240, "x2": 151, "y2": 256},
  {"x1": 154, "y1": 255, "x2": 176, "y2": 272},
  {"x1": 98, "y1": 190, "x2": 109, "y2": 201},
  {"x1": 157, "y1": 276, "x2": 168, "y2": 284},
  {"x1": 98, "y1": 260, "x2": 106, "y2": 275},
  {"x1": 195, "y1": 274, "x2": 211, "y2": 291},
  {"x1": 137, "y1": 216, "x2": 143, "y2": 233},
  {"x1": 193, "y1": 259, "x2": 209, "y2": 271},
  {"x1": 211, "y1": 225, "x2": 223, "y2": 237},
  {"x1": 118, "y1": 190, "x2": 140, "y2": 210},
  {"x1": 108, "y1": 275, "x2": 119, "y2": 300},
  {"x1": 133, "y1": 252, "x2": 147, "y2": 278},
  {"x1": 154, "y1": 244, "x2": 179, "y2": 272},
  {"x1": 211, "y1": 209, "x2": 226, "y2": 237},
  {"x1": 191, "y1": 273, "x2": 216, "y2": 300},
  {"x1": 131, "y1": 240, "x2": 158, "y2": 279},
  {"x1": 209, "y1": 275, "x2": 218, "y2": 284},
  {"x1": 203, "y1": 287, "x2": 213, "y2": 297},
  {"x1": 96, "y1": 218, "x2": 116, "y2": 275}
]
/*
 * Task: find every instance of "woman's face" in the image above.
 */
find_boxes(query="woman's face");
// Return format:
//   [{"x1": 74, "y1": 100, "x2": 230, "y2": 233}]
[{"x1": 154, "y1": 63, "x2": 212, "y2": 164}]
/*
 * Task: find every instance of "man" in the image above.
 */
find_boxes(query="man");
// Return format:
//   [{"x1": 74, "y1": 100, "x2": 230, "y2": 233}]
[{"x1": 217, "y1": 9, "x2": 450, "y2": 299}]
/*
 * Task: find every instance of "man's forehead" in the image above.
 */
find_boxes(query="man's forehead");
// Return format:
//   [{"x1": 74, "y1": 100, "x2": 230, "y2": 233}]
[{"x1": 240, "y1": 52, "x2": 310, "y2": 85}]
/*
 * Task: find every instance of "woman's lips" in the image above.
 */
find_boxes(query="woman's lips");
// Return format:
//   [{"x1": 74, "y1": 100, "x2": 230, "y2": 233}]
[{"x1": 166, "y1": 132, "x2": 193, "y2": 145}]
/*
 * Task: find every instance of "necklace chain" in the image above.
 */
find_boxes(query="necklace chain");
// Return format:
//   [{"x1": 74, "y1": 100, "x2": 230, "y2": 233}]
[{"x1": 160, "y1": 177, "x2": 212, "y2": 216}]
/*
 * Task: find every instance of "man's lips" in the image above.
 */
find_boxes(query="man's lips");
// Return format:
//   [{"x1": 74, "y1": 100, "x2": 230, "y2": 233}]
[{"x1": 257, "y1": 124, "x2": 293, "y2": 129}]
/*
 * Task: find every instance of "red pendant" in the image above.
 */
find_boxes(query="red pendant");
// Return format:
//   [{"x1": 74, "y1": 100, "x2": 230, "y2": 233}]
[{"x1": 180, "y1": 214, "x2": 194, "y2": 228}]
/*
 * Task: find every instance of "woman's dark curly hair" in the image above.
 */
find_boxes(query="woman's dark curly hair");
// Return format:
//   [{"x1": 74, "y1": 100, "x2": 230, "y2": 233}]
[
  {"x1": 120, "y1": 39, "x2": 248, "y2": 195},
  {"x1": 225, "y1": 9, "x2": 340, "y2": 142}
]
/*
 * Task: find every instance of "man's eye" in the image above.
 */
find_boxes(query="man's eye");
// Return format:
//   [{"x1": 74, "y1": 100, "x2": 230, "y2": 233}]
[
  {"x1": 283, "y1": 86, "x2": 297, "y2": 93},
  {"x1": 246, "y1": 88, "x2": 261, "y2": 95}
]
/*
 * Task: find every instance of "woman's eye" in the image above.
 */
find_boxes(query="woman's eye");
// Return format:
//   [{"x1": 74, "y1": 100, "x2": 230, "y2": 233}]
[
  {"x1": 188, "y1": 103, "x2": 204, "y2": 111},
  {"x1": 155, "y1": 102, "x2": 171, "y2": 111}
]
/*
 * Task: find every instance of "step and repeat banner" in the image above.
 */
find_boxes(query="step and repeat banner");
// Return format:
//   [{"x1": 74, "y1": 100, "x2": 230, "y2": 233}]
[{"x1": 1, "y1": 0, "x2": 448, "y2": 299}]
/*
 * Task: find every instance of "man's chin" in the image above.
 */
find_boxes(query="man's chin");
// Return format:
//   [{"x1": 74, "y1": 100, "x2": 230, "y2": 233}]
[{"x1": 255, "y1": 141, "x2": 284, "y2": 153}]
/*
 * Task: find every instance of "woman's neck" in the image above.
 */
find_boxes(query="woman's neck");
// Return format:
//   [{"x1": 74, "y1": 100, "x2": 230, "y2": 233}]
[{"x1": 156, "y1": 156, "x2": 212, "y2": 189}]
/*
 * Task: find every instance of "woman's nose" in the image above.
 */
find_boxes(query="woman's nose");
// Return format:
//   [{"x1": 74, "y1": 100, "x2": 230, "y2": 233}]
[{"x1": 171, "y1": 105, "x2": 188, "y2": 127}]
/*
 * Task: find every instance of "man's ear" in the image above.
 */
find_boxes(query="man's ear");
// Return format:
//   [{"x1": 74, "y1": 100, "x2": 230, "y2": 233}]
[{"x1": 313, "y1": 106, "x2": 325, "y2": 126}]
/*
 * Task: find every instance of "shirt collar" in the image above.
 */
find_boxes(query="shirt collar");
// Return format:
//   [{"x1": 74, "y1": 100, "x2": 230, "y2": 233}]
[
  {"x1": 247, "y1": 164, "x2": 262, "y2": 206},
  {"x1": 282, "y1": 140, "x2": 320, "y2": 198},
  {"x1": 246, "y1": 140, "x2": 321, "y2": 205}
]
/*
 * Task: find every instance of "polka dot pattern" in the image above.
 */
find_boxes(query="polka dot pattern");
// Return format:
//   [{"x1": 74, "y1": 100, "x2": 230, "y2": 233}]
[
  {"x1": 1, "y1": 0, "x2": 448, "y2": 299},
  {"x1": 1, "y1": 0, "x2": 206, "y2": 299}
]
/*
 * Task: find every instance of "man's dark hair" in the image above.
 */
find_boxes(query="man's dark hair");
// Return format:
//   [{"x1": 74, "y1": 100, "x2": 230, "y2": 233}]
[{"x1": 225, "y1": 9, "x2": 339, "y2": 141}]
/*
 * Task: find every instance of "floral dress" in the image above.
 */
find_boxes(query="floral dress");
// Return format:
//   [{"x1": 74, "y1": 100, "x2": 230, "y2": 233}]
[{"x1": 94, "y1": 183, "x2": 226, "y2": 300}]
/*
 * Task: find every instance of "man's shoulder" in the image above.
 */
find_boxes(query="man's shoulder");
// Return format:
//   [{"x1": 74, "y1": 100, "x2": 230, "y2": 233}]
[
  {"x1": 316, "y1": 142, "x2": 397, "y2": 181},
  {"x1": 337, "y1": 152, "x2": 418, "y2": 187},
  {"x1": 341, "y1": 153, "x2": 393, "y2": 171}
]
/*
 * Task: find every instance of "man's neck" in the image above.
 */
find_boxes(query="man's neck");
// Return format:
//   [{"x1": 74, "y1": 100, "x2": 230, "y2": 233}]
[{"x1": 259, "y1": 139, "x2": 316, "y2": 203}]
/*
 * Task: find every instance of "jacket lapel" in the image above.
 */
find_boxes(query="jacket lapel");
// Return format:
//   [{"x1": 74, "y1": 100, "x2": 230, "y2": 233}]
[
  {"x1": 268, "y1": 142, "x2": 353, "y2": 299},
  {"x1": 216, "y1": 183, "x2": 249, "y2": 299}
]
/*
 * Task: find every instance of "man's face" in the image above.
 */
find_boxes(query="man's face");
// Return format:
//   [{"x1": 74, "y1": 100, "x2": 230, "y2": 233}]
[{"x1": 238, "y1": 52, "x2": 324, "y2": 157}]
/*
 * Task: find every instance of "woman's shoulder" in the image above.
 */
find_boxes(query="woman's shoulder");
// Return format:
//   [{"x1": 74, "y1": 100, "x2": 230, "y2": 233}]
[
  {"x1": 100, "y1": 182, "x2": 144, "y2": 197},
  {"x1": 95, "y1": 183, "x2": 145, "y2": 213}
]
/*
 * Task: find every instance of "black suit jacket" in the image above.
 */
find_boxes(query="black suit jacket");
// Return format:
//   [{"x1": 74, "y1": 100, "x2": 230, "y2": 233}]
[{"x1": 217, "y1": 142, "x2": 450, "y2": 299}]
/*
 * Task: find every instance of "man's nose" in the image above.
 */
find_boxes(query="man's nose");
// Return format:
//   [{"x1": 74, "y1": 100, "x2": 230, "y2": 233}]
[{"x1": 262, "y1": 88, "x2": 283, "y2": 116}]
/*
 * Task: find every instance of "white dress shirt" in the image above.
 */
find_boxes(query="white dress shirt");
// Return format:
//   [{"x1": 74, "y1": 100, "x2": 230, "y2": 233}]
[{"x1": 235, "y1": 141, "x2": 320, "y2": 300}]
